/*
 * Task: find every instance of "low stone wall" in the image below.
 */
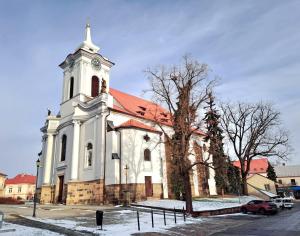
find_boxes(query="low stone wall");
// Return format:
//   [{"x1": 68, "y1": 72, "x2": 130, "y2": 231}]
[
  {"x1": 66, "y1": 179, "x2": 103, "y2": 205},
  {"x1": 131, "y1": 203, "x2": 241, "y2": 217},
  {"x1": 192, "y1": 206, "x2": 241, "y2": 217}
]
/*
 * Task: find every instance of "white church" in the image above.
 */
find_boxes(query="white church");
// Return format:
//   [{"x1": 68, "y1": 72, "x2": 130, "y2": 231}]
[{"x1": 37, "y1": 24, "x2": 217, "y2": 205}]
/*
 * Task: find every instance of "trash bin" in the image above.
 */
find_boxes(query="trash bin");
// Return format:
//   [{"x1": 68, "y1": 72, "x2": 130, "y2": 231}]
[
  {"x1": 96, "y1": 210, "x2": 103, "y2": 229},
  {"x1": 0, "y1": 211, "x2": 4, "y2": 229}
]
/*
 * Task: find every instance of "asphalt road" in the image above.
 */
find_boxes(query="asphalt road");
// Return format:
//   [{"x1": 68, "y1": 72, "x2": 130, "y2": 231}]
[
  {"x1": 150, "y1": 202, "x2": 300, "y2": 236},
  {"x1": 212, "y1": 202, "x2": 300, "y2": 236}
]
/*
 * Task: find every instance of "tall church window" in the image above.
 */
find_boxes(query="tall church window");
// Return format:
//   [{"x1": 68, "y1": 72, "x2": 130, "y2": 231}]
[
  {"x1": 91, "y1": 76, "x2": 99, "y2": 97},
  {"x1": 61, "y1": 135, "x2": 67, "y2": 161},
  {"x1": 85, "y1": 143, "x2": 93, "y2": 167},
  {"x1": 144, "y1": 149, "x2": 151, "y2": 161},
  {"x1": 69, "y1": 77, "x2": 74, "y2": 99}
]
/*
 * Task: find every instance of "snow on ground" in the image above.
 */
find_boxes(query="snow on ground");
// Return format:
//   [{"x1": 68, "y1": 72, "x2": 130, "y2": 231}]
[
  {"x1": 0, "y1": 222, "x2": 63, "y2": 236},
  {"x1": 26, "y1": 209, "x2": 203, "y2": 236},
  {"x1": 136, "y1": 196, "x2": 260, "y2": 211}
]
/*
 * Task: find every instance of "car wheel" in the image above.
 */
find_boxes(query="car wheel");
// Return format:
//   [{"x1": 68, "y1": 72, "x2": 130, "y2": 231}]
[
  {"x1": 259, "y1": 208, "x2": 266, "y2": 215},
  {"x1": 241, "y1": 207, "x2": 247, "y2": 214}
]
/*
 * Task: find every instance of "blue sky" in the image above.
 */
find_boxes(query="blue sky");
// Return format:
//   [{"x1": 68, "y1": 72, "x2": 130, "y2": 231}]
[{"x1": 0, "y1": 0, "x2": 299, "y2": 177}]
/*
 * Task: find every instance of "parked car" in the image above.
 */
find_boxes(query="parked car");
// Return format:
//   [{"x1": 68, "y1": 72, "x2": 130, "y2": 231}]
[
  {"x1": 272, "y1": 198, "x2": 294, "y2": 209},
  {"x1": 241, "y1": 200, "x2": 278, "y2": 215}
]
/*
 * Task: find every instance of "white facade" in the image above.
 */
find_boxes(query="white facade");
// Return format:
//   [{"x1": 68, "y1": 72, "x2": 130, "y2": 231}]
[{"x1": 38, "y1": 24, "x2": 216, "y2": 204}]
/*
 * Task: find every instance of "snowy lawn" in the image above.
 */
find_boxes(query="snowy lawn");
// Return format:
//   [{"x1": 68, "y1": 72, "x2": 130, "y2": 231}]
[
  {"x1": 136, "y1": 196, "x2": 260, "y2": 211},
  {"x1": 0, "y1": 222, "x2": 63, "y2": 236},
  {"x1": 25, "y1": 208, "x2": 203, "y2": 235}
]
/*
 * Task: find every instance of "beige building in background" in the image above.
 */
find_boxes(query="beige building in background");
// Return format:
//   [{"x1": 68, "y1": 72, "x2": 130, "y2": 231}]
[
  {"x1": 247, "y1": 173, "x2": 277, "y2": 200},
  {"x1": 275, "y1": 165, "x2": 300, "y2": 186},
  {"x1": 0, "y1": 172, "x2": 7, "y2": 197},
  {"x1": 5, "y1": 174, "x2": 36, "y2": 200}
]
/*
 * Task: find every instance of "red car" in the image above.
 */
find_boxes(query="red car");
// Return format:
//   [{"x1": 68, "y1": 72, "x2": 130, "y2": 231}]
[{"x1": 241, "y1": 200, "x2": 278, "y2": 215}]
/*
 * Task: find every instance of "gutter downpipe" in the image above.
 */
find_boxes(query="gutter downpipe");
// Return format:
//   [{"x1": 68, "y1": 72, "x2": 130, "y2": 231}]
[{"x1": 103, "y1": 109, "x2": 110, "y2": 204}]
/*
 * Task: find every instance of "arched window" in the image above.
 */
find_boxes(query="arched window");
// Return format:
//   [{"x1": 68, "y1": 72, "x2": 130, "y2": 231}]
[
  {"x1": 91, "y1": 76, "x2": 99, "y2": 97},
  {"x1": 86, "y1": 143, "x2": 93, "y2": 167},
  {"x1": 69, "y1": 77, "x2": 74, "y2": 99},
  {"x1": 144, "y1": 149, "x2": 151, "y2": 161},
  {"x1": 61, "y1": 135, "x2": 67, "y2": 161}
]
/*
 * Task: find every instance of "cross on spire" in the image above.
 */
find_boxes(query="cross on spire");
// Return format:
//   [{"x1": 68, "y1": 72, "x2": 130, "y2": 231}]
[{"x1": 76, "y1": 19, "x2": 100, "y2": 53}]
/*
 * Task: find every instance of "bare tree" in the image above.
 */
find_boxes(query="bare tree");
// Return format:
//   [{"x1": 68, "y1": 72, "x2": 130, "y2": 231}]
[
  {"x1": 146, "y1": 56, "x2": 215, "y2": 214},
  {"x1": 220, "y1": 102, "x2": 289, "y2": 195}
]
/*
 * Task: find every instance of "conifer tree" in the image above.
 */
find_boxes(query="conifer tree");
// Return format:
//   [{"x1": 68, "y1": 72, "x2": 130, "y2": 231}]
[
  {"x1": 267, "y1": 162, "x2": 277, "y2": 182},
  {"x1": 204, "y1": 92, "x2": 228, "y2": 194}
]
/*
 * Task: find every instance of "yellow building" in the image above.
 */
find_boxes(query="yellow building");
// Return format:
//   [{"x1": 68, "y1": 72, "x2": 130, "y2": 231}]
[
  {"x1": 0, "y1": 172, "x2": 7, "y2": 197},
  {"x1": 247, "y1": 173, "x2": 277, "y2": 200},
  {"x1": 5, "y1": 174, "x2": 36, "y2": 200}
]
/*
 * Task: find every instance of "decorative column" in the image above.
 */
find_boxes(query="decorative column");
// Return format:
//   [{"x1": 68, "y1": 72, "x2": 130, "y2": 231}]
[
  {"x1": 43, "y1": 133, "x2": 54, "y2": 185},
  {"x1": 71, "y1": 120, "x2": 81, "y2": 180}
]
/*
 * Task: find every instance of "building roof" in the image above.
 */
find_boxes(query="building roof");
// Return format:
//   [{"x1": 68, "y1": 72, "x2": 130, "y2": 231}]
[
  {"x1": 117, "y1": 119, "x2": 161, "y2": 134},
  {"x1": 274, "y1": 165, "x2": 300, "y2": 178},
  {"x1": 0, "y1": 172, "x2": 7, "y2": 177},
  {"x1": 233, "y1": 158, "x2": 269, "y2": 174},
  {"x1": 5, "y1": 174, "x2": 36, "y2": 185},
  {"x1": 110, "y1": 88, "x2": 206, "y2": 136}
]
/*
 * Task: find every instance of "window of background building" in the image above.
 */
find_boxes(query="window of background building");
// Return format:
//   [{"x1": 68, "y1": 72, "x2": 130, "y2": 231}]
[{"x1": 264, "y1": 184, "x2": 271, "y2": 191}]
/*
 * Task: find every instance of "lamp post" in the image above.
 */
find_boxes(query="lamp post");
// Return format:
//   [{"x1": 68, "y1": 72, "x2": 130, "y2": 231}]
[{"x1": 33, "y1": 158, "x2": 41, "y2": 217}]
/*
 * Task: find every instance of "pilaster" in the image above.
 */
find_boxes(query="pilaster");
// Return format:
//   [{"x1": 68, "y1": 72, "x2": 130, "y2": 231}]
[{"x1": 71, "y1": 120, "x2": 81, "y2": 180}]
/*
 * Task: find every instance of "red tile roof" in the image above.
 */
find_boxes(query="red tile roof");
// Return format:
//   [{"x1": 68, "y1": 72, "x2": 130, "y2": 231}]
[
  {"x1": 110, "y1": 88, "x2": 206, "y2": 136},
  {"x1": 233, "y1": 158, "x2": 269, "y2": 174},
  {"x1": 117, "y1": 119, "x2": 161, "y2": 134},
  {"x1": 5, "y1": 174, "x2": 36, "y2": 185}
]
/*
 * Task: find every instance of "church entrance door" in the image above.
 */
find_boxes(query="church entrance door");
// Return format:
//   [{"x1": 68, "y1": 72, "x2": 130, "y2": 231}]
[
  {"x1": 145, "y1": 176, "x2": 153, "y2": 197},
  {"x1": 57, "y1": 175, "x2": 64, "y2": 203}
]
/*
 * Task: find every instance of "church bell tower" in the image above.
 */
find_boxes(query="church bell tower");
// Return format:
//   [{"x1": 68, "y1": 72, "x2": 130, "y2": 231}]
[{"x1": 59, "y1": 23, "x2": 114, "y2": 106}]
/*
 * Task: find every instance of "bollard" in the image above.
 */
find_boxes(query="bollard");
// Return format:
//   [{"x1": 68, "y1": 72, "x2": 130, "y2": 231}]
[
  {"x1": 174, "y1": 207, "x2": 177, "y2": 224},
  {"x1": 96, "y1": 210, "x2": 103, "y2": 230},
  {"x1": 151, "y1": 209, "x2": 154, "y2": 228},
  {"x1": 137, "y1": 210, "x2": 140, "y2": 231},
  {"x1": 0, "y1": 211, "x2": 3, "y2": 229},
  {"x1": 183, "y1": 207, "x2": 186, "y2": 222},
  {"x1": 163, "y1": 210, "x2": 166, "y2": 226}
]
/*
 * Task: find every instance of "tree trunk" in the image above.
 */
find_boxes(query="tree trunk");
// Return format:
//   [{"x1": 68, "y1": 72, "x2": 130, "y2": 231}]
[
  {"x1": 241, "y1": 174, "x2": 248, "y2": 195},
  {"x1": 183, "y1": 172, "x2": 193, "y2": 214}
]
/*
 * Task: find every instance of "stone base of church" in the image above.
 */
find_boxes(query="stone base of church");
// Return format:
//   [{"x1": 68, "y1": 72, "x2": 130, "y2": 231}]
[
  {"x1": 40, "y1": 185, "x2": 55, "y2": 204},
  {"x1": 66, "y1": 179, "x2": 104, "y2": 205},
  {"x1": 105, "y1": 183, "x2": 163, "y2": 204},
  {"x1": 40, "y1": 181, "x2": 164, "y2": 205}
]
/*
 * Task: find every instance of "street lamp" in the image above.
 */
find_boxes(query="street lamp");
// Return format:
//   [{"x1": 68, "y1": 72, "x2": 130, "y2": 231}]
[{"x1": 33, "y1": 158, "x2": 41, "y2": 217}]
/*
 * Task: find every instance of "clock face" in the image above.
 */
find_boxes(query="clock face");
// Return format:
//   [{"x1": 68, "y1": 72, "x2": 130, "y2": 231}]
[{"x1": 91, "y1": 57, "x2": 101, "y2": 70}]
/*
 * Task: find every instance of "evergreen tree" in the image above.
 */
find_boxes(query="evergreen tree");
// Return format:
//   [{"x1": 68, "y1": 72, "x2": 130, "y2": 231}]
[
  {"x1": 204, "y1": 92, "x2": 229, "y2": 194},
  {"x1": 227, "y1": 160, "x2": 242, "y2": 194},
  {"x1": 267, "y1": 162, "x2": 277, "y2": 182}
]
